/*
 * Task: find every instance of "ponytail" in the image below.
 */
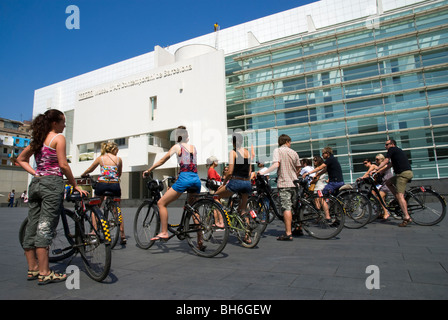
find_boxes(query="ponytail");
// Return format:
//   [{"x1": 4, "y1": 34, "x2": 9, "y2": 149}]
[{"x1": 29, "y1": 109, "x2": 64, "y2": 154}]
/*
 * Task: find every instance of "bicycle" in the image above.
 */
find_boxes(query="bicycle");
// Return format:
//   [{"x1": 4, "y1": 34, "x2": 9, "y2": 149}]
[
  {"x1": 82, "y1": 174, "x2": 124, "y2": 249},
  {"x1": 205, "y1": 179, "x2": 263, "y2": 248},
  {"x1": 19, "y1": 189, "x2": 112, "y2": 282},
  {"x1": 292, "y1": 177, "x2": 345, "y2": 239},
  {"x1": 334, "y1": 184, "x2": 372, "y2": 229},
  {"x1": 361, "y1": 175, "x2": 446, "y2": 226},
  {"x1": 247, "y1": 175, "x2": 280, "y2": 233},
  {"x1": 101, "y1": 192, "x2": 124, "y2": 248},
  {"x1": 133, "y1": 176, "x2": 229, "y2": 258}
]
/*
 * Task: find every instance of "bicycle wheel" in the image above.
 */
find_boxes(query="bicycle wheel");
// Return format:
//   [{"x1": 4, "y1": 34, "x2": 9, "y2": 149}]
[
  {"x1": 103, "y1": 200, "x2": 120, "y2": 249},
  {"x1": 133, "y1": 201, "x2": 160, "y2": 249},
  {"x1": 247, "y1": 197, "x2": 268, "y2": 233},
  {"x1": 362, "y1": 191, "x2": 382, "y2": 222},
  {"x1": 77, "y1": 205, "x2": 111, "y2": 282},
  {"x1": 237, "y1": 212, "x2": 263, "y2": 249},
  {"x1": 19, "y1": 209, "x2": 76, "y2": 262},
  {"x1": 270, "y1": 191, "x2": 283, "y2": 220},
  {"x1": 185, "y1": 198, "x2": 229, "y2": 258},
  {"x1": 406, "y1": 188, "x2": 446, "y2": 226},
  {"x1": 338, "y1": 191, "x2": 372, "y2": 229},
  {"x1": 299, "y1": 194, "x2": 345, "y2": 239}
]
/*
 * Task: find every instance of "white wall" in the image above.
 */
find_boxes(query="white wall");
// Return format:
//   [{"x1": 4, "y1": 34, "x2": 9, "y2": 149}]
[{"x1": 71, "y1": 47, "x2": 228, "y2": 176}]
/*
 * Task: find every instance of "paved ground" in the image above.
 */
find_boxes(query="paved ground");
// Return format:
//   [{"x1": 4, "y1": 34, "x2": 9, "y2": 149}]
[{"x1": 1, "y1": 205, "x2": 448, "y2": 301}]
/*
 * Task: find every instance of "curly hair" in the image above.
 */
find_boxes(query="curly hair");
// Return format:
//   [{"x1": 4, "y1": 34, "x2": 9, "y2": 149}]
[
  {"x1": 29, "y1": 109, "x2": 64, "y2": 154},
  {"x1": 101, "y1": 141, "x2": 118, "y2": 155}
]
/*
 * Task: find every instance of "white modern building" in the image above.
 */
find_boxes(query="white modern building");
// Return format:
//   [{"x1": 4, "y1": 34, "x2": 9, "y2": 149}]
[{"x1": 33, "y1": 0, "x2": 448, "y2": 199}]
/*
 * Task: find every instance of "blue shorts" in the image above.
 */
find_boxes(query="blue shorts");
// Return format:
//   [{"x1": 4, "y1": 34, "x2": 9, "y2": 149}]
[
  {"x1": 172, "y1": 172, "x2": 201, "y2": 193},
  {"x1": 226, "y1": 179, "x2": 252, "y2": 194}
]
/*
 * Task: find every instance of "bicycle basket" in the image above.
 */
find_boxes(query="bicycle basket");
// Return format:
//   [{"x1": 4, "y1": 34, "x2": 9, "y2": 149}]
[{"x1": 147, "y1": 179, "x2": 164, "y2": 192}]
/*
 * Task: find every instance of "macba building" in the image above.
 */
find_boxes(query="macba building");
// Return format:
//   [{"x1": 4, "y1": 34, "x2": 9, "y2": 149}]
[{"x1": 33, "y1": 0, "x2": 448, "y2": 199}]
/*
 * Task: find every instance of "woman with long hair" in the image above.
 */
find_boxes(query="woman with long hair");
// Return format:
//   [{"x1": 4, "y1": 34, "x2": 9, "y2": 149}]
[
  {"x1": 81, "y1": 141, "x2": 126, "y2": 243},
  {"x1": 215, "y1": 132, "x2": 252, "y2": 236},
  {"x1": 17, "y1": 109, "x2": 88, "y2": 285}
]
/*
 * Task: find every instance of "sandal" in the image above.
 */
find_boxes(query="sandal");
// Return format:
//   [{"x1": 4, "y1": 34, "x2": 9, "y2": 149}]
[
  {"x1": 277, "y1": 234, "x2": 293, "y2": 241},
  {"x1": 120, "y1": 237, "x2": 127, "y2": 245},
  {"x1": 27, "y1": 270, "x2": 39, "y2": 281},
  {"x1": 243, "y1": 233, "x2": 252, "y2": 244},
  {"x1": 398, "y1": 218, "x2": 412, "y2": 227},
  {"x1": 38, "y1": 270, "x2": 67, "y2": 285}
]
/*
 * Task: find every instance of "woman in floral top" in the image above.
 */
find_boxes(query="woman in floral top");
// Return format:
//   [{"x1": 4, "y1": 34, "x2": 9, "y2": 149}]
[{"x1": 81, "y1": 141, "x2": 125, "y2": 243}]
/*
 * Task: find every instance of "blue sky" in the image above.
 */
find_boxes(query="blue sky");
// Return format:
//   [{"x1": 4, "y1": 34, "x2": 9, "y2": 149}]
[{"x1": 0, "y1": 0, "x2": 316, "y2": 122}]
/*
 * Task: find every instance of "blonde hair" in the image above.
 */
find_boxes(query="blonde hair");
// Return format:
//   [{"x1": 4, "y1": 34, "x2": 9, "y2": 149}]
[
  {"x1": 376, "y1": 153, "x2": 385, "y2": 161},
  {"x1": 101, "y1": 141, "x2": 118, "y2": 155}
]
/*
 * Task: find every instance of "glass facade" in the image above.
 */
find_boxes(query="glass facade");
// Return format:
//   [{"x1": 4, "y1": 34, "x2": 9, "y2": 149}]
[{"x1": 225, "y1": 1, "x2": 448, "y2": 182}]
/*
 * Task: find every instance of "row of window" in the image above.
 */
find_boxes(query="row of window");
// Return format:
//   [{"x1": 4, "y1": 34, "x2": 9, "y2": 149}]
[{"x1": 225, "y1": 2, "x2": 448, "y2": 180}]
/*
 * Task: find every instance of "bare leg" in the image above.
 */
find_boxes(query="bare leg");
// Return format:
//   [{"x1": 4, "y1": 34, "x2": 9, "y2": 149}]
[{"x1": 155, "y1": 188, "x2": 182, "y2": 238}]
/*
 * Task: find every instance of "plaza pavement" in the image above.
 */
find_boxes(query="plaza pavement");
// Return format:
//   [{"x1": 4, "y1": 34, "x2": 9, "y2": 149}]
[{"x1": 1, "y1": 205, "x2": 447, "y2": 301}]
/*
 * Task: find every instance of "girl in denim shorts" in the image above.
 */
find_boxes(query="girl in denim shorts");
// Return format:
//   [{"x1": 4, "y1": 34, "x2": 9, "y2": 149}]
[{"x1": 215, "y1": 133, "x2": 252, "y2": 221}]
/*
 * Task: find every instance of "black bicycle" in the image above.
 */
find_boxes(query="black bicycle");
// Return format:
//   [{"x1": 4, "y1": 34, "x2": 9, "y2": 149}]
[
  {"x1": 334, "y1": 185, "x2": 372, "y2": 229},
  {"x1": 361, "y1": 175, "x2": 446, "y2": 226},
  {"x1": 19, "y1": 190, "x2": 112, "y2": 282},
  {"x1": 134, "y1": 176, "x2": 229, "y2": 258},
  {"x1": 247, "y1": 175, "x2": 279, "y2": 232}
]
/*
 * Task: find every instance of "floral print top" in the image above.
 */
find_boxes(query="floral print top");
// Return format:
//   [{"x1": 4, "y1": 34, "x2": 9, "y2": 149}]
[
  {"x1": 178, "y1": 144, "x2": 197, "y2": 173},
  {"x1": 98, "y1": 156, "x2": 120, "y2": 182}
]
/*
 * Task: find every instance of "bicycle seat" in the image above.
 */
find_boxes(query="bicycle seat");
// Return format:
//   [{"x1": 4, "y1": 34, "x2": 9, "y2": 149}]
[
  {"x1": 103, "y1": 191, "x2": 116, "y2": 197},
  {"x1": 339, "y1": 184, "x2": 353, "y2": 191},
  {"x1": 66, "y1": 191, "x2": 82, "y2": 202}
]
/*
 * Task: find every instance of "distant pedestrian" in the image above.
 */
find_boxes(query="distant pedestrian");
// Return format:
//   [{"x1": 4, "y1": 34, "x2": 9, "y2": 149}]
[
  {"x1": 20, "y1": 191, "x2": 28, "y2": 207},
  {"x1": 7, "y1": 190, "x2": 15, "y2": 207}
]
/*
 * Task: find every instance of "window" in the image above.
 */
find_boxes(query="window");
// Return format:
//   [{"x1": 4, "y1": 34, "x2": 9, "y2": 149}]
[{"x1": 150, "y1": 96, "x2": 157, "y2": 121}]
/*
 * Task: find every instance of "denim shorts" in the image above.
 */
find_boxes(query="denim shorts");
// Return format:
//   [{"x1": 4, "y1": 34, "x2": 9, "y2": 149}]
[
  {"x1": 23, "y1": 175, "x2": 64, "y2": 249},
  {"x1": 172, "y1": 171, "x2": 201, "y2": 193},
  {"x1": 226, "y1": 179, "x2": 252, "y2": 194},
  {"x1": 95, "y1": 182, "x2": 121, "y2": 197},
  {"x1": 323, "y1": 181, "x2": 344, "y2": 195}
]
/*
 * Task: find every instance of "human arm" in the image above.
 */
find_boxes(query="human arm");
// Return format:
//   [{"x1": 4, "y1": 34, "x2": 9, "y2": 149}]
[
  {"x1": 260, "y1": 161, "x2": 279, "y2": 175},
  {"x1": 143, "y1": 144, "x2": 180, "y2": 177},
  {"x1": 54, "y1": 135, "x2": 89, "y2": 196},
  {"x1": 303, "y1": 163, "x2": 327, "y2": 178},
  {"x1": 222, "y1": 150, "x2": 235, "y2": 184},
  {"x1": 375, "y1": 158, "x2": 391, "y2": 174},
  {"x1": 81, "y1": 157, "x2": 101, "y2": 177},
  {"x1": 358, "y1": 164, "x2": 378, "y2": 180},
  {"x1": 16, "y1": 145, "x2": 37, "y2": 176}
]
